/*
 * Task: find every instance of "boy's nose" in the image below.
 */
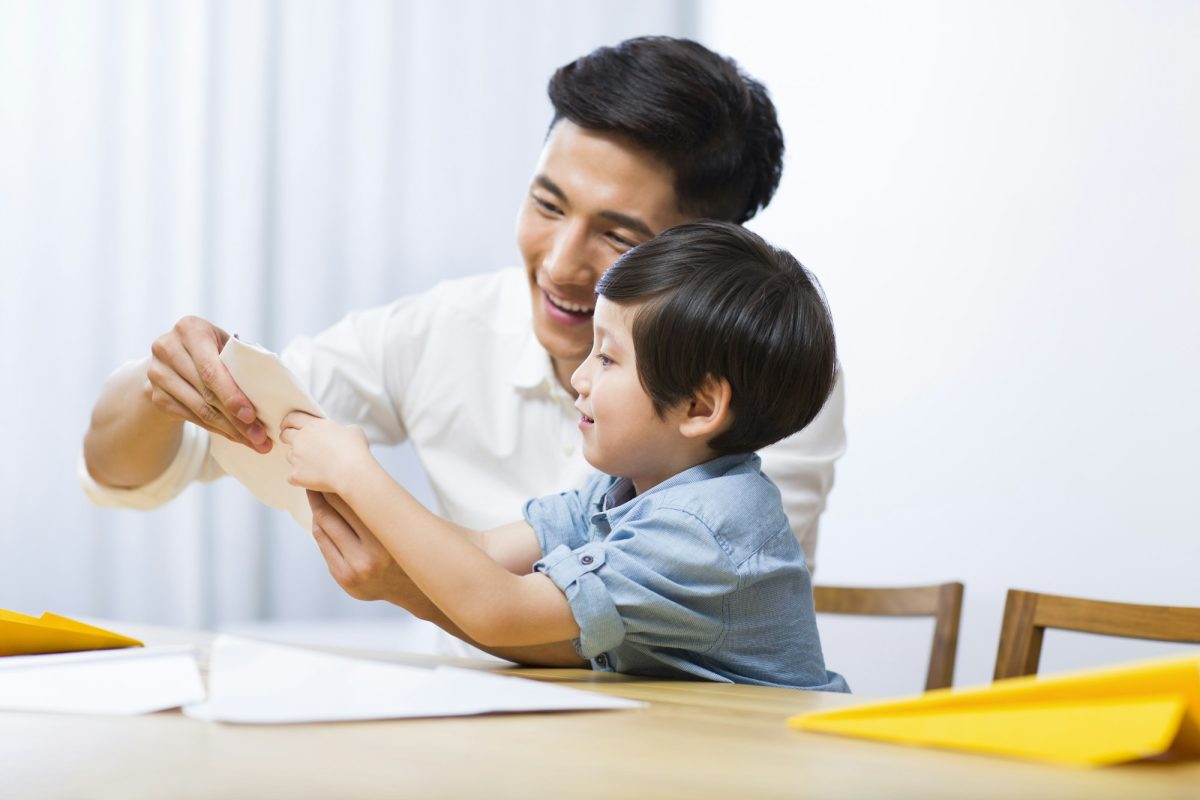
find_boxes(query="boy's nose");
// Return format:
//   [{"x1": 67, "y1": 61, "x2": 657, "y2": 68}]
[{"x1": 570, "y1": 361, "x2": 590, "y2": 395}]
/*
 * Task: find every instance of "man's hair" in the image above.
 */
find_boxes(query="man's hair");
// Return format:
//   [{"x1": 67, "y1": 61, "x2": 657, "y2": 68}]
[
  {"x1": 596, "y1": 221, "x2": 836, "y2": 456},
  {"x1": 548, "y1": 36, "x2": 784, "y2": 224}
]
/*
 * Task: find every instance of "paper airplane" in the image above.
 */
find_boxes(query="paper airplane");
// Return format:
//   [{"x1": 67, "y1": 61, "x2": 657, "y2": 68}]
[
  {"x1": 209, "y1": 336, "x2": 325, "y2": 529},
  {"x1": 790, "y1": 653, "x2": 1200, "y2": 767},
  {"x1": 0, "y1": 609, "x2": 142, "y2": 656}
]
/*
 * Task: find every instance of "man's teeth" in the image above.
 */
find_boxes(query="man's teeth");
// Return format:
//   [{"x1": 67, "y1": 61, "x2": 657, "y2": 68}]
[{"x1": 548, "y1": 293, "x2": 593, "y2": 314}]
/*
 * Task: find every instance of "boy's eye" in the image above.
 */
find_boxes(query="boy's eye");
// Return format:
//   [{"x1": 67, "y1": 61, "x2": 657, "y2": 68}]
[{"x1": 596, "y1": 353, "x2": 613, "y2": 367}]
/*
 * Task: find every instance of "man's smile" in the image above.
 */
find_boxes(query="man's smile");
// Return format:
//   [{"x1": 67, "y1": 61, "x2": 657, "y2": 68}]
[{"x1": 540, "y1": 282, "x2": 595, "y2": 321}]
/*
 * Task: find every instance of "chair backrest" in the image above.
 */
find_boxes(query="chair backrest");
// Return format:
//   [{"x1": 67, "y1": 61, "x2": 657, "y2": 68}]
[
  {"x1": 993, "y1": 589, "x2": 1200, "y2": 680},
  {"x1": 813, "y1": 582, "x2": 964, "y2": 691}
]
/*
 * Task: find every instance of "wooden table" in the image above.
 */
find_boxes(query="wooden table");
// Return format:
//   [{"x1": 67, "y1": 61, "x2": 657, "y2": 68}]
[{"x1": 2, "y1": 623, "x2": 1197, "y2": 799}]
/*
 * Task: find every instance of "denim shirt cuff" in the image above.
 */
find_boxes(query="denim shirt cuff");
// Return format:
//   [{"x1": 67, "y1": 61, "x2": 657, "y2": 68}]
[{"x1": 533, "y1": 543, "x2": 624, "y2": 659}]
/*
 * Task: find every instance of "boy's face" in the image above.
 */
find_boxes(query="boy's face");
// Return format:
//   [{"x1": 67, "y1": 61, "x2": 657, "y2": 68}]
[
  {"x1": 570, "y1": 297, "x2": 698, "y2": 494},
  {"x1": 516, "y1": 121, "x2": 689, "y2": 391}
]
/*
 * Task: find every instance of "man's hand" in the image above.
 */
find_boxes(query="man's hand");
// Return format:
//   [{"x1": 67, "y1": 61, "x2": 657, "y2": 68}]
[
  {"x1": 308, "y1": 490, "x2": 432, "y2": 609},
  {"x1": 145, "y1": 316, "x2": 271, "y2": 453},
  {"x1": 307, "y1": 491, "x2": 585, "y2": 667}
]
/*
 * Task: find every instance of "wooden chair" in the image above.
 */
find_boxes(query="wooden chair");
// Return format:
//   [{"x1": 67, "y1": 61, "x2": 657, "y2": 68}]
[
  {"x1": 813, "y1": 582, "x2": 964, "y2": 690},
  {"x1": 993, "y1": 589, "x2": 1200, "y2": 680}
]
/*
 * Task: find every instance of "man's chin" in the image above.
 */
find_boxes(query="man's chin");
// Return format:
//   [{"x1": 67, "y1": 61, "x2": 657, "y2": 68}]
[{"x1": 533, "y1": 325, "x2": 589, "y2": 369}]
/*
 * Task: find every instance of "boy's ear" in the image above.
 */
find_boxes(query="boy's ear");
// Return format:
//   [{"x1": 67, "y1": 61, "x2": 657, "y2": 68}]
[{"x1": 678, "y1": 375, "x2": 733, "y2": 442}]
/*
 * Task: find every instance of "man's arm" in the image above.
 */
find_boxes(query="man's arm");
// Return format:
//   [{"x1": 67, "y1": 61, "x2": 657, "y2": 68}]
[
  {"x1": 758, "y1": 374, "x2": 847, "y2": 572},
  {"x1": 83, "y1": 316, "x2": 269, "y2": 488},
  {"x1": 309, "y1": 492, "x2": 585, "y2": 667}
]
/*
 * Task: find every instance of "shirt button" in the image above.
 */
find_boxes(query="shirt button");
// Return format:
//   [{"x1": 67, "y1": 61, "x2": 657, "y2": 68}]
[
  {"x1": 595, "y1": 654, "x2": 609, "y2": 668},
  {"x1": 580, "y1": 554, "x2": 594, "y2": 565}
]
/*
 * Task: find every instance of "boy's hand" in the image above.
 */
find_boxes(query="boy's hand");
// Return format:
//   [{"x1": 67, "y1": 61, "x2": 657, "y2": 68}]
[{"x1": 279, "y1": 411, "x2": 370, "y2": 495}]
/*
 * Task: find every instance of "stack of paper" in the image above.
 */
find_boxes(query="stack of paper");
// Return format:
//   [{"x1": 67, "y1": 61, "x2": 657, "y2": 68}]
[
  {"x1": 0, "y1": 646, "x2": 205, "y2": 714},
  {"x1": 1, "y1": 629, "x2": 641, "y2": 723},
  {"x1": 790, "y1": 653, "x2": 1200, "y2": 766},
  {"x1": 185, "y1": 635, "x2": 643, "y2": 723}
]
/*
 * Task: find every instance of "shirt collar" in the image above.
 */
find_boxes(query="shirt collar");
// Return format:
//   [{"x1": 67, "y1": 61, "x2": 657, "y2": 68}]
[
  {"x1": 595, "y1": 452, "x2": 760, "y2": 525},
  {"x1": 511, "y1": 326, "x2": 579, "y2": 408},
  {"x1": 511, "y1": 327, "x2": 553, "y2": 391}
]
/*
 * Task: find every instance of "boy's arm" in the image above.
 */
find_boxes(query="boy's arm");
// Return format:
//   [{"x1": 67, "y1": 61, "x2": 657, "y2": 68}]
[
  {"x1": 347, "y1": 466, "x2": 578, "y2": 648},
  {"x1": 277, "y1": 416, "x2": 582, "y2": 649},
  {"x1": 310, "y1": 492, "x2": 584, "y2": 665}
]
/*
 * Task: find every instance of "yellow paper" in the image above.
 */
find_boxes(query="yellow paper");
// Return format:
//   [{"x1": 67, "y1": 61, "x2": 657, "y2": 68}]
[
  {"x1": 0, "y1": 609, "x2": 143, "y2": 656},
  {"x1": 790, "y1": 653, "x2": 1200, "y2": 767}
]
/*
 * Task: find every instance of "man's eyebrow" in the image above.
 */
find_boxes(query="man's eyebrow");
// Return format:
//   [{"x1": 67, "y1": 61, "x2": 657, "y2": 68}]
[
  {"x1": 599, "y1": 210, "x2": 654, "y2": 239},
  {"x1": 534, "y1": 175, "x2": 567, "y2": 202},
  {"x1": 534, "y1": 175, "x2": 655, "y2": 239}
]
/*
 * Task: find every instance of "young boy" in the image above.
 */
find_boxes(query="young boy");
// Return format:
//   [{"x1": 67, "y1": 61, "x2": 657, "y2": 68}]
[{"x1": 281, "y1": 221, "x2": 847, "y2": 691}]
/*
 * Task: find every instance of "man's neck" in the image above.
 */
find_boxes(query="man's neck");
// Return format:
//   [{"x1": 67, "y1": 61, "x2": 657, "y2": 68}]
[{"x1": 552, "y1": 357, "x2": 581, "y2": 398}]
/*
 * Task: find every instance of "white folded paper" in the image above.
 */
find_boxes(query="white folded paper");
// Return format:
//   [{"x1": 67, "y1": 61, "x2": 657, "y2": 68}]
[
  {"x1": 0, "y1": 646, "x2": 205, "y2": 715},
  {"x1": 184, "y1": 635, "x2": 643, "y2": 724},
  {"x1": 209, "y1": 336, "x2": 325, "y2": 529}
]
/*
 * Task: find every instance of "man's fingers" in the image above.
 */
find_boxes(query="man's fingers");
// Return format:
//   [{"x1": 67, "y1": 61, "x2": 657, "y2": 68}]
[
  {"x1": 312, "y1": 523, "x2": 349, "y2": 575},
  {"x1": 177, "y1": 330, "x2": 266, "y2": 446},
  {"x1": 177, "y1": 317, "x2": 254, "y2": 418},
  {"x1": 325, "y1": 494, "x2": 379, "y2": 547},
  {"x1": 149, "y1": 318, "x2": 270, "y2": 452},
  {"x1": 146, "y1": 362, "x2": 247, "y2": 443},
  {"x1": 310, "y1": 491, "x2": 363, "y2": 551},
  {"x1": 149, "y1": 386, "x2": 237, "y2": 441}
]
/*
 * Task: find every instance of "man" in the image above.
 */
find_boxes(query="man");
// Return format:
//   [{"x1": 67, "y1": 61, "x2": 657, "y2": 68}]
[{"x1": 81, "y1": 37, "x2": 846, "y2": 663}]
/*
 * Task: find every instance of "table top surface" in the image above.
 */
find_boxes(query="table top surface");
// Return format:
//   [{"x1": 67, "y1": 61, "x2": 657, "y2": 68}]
[{"x1": 3, "y1": 622, "x2": 1198, "y2": 799}]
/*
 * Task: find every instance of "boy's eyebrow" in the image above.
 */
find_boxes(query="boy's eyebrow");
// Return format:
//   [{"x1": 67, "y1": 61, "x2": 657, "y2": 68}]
[{"x1": 534, "y1": 175, "x2": 655, "y2": 239}]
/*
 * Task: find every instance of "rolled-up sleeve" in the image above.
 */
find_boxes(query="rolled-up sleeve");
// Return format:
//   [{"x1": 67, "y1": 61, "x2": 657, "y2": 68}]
[
  {"x1": 79, "y1": 423, "x2": 221, "y2": 510},
  {"x1": 534, "y1": 543, "x2": 625, "y2": 657},
  {"x1": 531, "y1": 505, "x2": 737, "y2": 663}
]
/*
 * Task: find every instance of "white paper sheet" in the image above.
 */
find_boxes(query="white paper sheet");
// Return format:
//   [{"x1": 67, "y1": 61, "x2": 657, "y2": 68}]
[
  {"x1": 209, "y1": 336, "x2": 325, "y2": 529},
  {"x1": 184, "y1": 636, "x2": 642, "y2": 724},
  {"x1": 0, "y1": 646, "x2": 205, "y2": 715}
]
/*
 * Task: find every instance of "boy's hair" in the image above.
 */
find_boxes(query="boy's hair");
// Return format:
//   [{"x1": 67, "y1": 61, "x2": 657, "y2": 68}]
[
  {"x1": 596, "y1": 221, "x2": 837, "y2": 456},
  {"x1": 547, "y1": 36, "x2": 784, "y2": 224}
]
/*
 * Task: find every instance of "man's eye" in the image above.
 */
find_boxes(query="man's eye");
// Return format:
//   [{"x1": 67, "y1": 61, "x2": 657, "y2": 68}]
[
  {"x1": 533, "y1": 195, "x2": 561, "y2": 215},
  {"x1": 607, "y1": 232, "x2": 636, "y2": 249}
]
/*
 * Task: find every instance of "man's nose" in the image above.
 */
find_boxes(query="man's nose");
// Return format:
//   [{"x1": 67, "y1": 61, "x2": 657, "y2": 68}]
[{"x1": 543, "y1": 222, "x2": 596, "y2": 286}]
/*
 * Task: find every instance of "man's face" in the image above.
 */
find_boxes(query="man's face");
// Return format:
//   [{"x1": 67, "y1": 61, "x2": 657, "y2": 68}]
[{"x1": 516, "y1": 121, "x2": 689, "y2": 389}]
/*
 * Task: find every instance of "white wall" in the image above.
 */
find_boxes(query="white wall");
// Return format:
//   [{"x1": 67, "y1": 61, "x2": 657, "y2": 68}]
[
  {"x1": 704, "y1": 1, "x2": 1200, "y2": 695},
  {"x1": 0, "y1": 1, "x2": 694, "y2": 628}
]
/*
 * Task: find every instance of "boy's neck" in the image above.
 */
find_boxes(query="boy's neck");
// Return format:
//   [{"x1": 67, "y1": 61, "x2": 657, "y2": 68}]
[{"x1": 631, "y1": 448, "x2": 724, "y2": 496}]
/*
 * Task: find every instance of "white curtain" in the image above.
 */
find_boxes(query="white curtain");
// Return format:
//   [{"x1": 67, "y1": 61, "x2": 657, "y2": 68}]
[{"x1": 0, "y1": 0, "x2": 693, "y2": 628}]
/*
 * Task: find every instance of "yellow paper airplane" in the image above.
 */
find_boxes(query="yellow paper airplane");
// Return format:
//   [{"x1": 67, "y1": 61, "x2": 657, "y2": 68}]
[
  {"x1": 791, "y1": 653, "x2": 1200, "y2": 767},
  {"x1": 0, "y1": 609, "x2": 143, "y2": 656}
]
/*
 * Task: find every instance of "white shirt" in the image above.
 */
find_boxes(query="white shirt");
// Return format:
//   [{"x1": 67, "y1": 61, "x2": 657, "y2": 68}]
[{"x1": 80, "y1": 267, "x2": 846, "y2": 570}]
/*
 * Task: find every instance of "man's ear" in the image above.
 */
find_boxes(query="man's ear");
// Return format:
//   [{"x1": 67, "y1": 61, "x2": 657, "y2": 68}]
[{"x1": 678, "y1": 375, "x2": 733, "y2": 442}]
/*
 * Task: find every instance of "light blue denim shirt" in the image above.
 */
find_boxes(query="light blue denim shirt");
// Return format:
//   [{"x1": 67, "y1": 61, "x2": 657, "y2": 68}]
[{"x1": 525, "y1": 453, "x2": 848, "y2": 691}]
